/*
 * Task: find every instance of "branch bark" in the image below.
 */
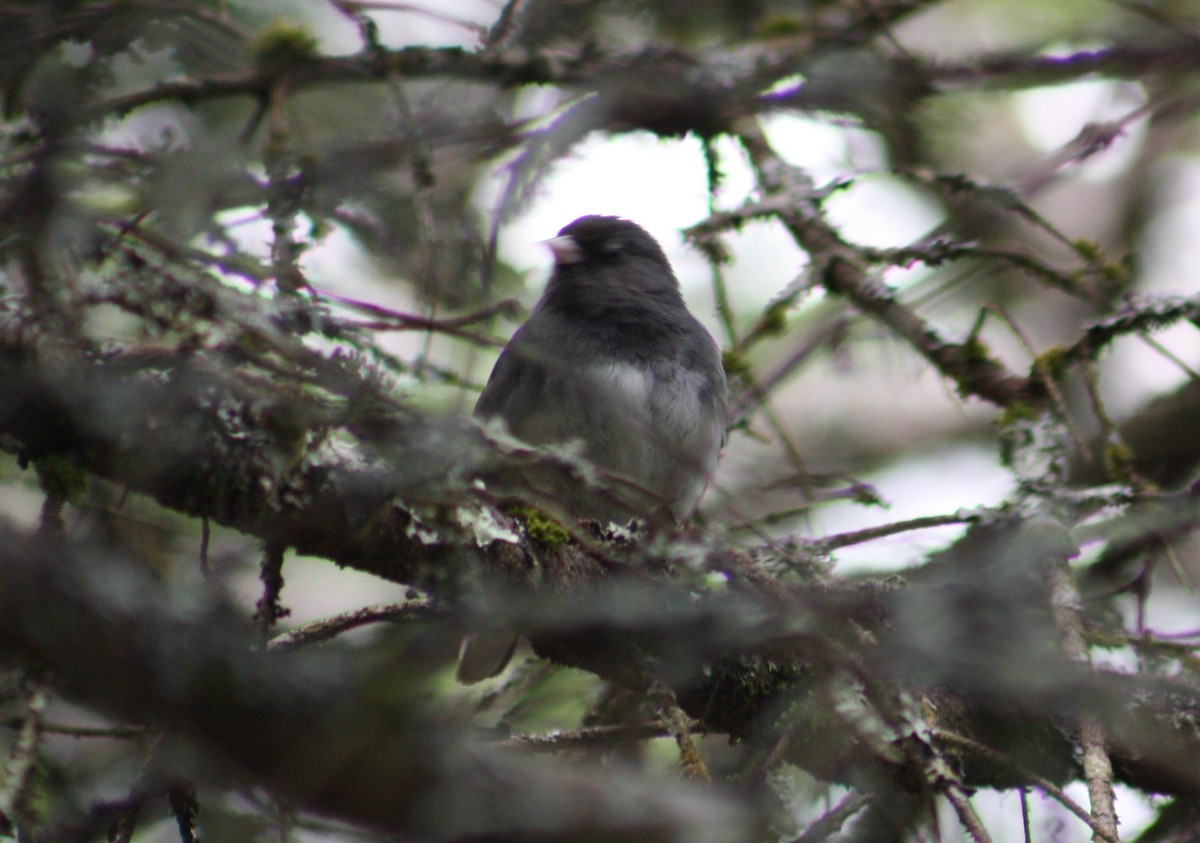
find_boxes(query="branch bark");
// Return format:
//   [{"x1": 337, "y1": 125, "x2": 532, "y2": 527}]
[{"x1": 0, "y1": 520, "x2": 752, "y2": 842}]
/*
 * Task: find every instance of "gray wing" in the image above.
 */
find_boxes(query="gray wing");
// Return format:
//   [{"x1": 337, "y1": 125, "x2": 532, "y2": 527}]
[
  {"x1": 643, "y1": 329, "x2": 727, "y2": 520},
  {"x1": 475, "y1": 320, "x2": 599, "y2": 445}
]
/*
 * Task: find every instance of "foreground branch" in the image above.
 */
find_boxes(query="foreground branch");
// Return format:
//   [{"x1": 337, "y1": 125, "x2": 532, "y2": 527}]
[{"x1": 0, "y1": 521, "x2": 751, "y2": 842}]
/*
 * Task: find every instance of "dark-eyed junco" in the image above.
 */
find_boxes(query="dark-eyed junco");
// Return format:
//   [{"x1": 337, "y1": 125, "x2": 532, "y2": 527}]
[{"x1": 457, "y1": 215, "x2": 728, "y2": 683}]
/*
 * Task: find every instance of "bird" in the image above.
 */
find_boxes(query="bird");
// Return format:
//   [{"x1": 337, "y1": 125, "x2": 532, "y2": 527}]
[{"x1": 457, "y1": 215, "x2": 728, "y2": 683}]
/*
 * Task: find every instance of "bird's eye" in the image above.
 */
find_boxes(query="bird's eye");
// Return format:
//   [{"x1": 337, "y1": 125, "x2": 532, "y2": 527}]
[{"x1": 600, "y1": 237, "x2": 624, "y2": 257}]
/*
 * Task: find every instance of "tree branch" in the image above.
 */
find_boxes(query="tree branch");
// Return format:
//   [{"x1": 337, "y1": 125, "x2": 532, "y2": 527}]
[{"x1": 0, "y1": 520, "x2": 753, "y2": 842}]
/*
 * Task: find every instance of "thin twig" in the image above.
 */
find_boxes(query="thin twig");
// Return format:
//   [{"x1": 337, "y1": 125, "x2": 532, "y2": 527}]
[
  {"x1": 0, "y1": 679, "x2": 48, "y2": 832},
  {"x1": 267, "y1": 599, "x2": 438, "y2": 653},
  {"x1": 738, "y1": 312, "x2": 850, "y2": 416},
  {"x1": 111, "y1": 222, "x2": 273, "y2": 284},
  {"x1": 319, "y1": 288, "x2": 520, "y2": 329},
  {"x1": 1059, "y1": 295, "x2": 1200, "y2": 369},
  {"x1": 1016, "y1": 101, "x2": 1154, "y2": 196},
  {"x1": 318, "y1": 287, "x2": 515, "y2": 346},
  {"x1": 1020, "y1": 787, "x2": 1032, "y2": 843},
  {"x1": 485, "y1": 0, "x2": 524, "y2": 48},
  {"x1": 264, "y1": 77, "x2": 306, "y2": 295},
  {"x1": 254, "y1": 540, "x2": 290, "y2": 645},
  {"x1": 1079, "y1": 717, "x2": 1120, "y2": 843},
  {"x1": 1045, "y1": 562, "x2": 1121, "y2": 843},
  {"x1": 818, "y1": 512, "x2": 979, "y2": 551},
  {"x1": 982, "y1": 303, "x2": 1091, "y2": 461},
  {"x1": 1079, "y1": 358, "x2": 1142, "y2": 486},
  {"x1": 942, "y1": 786, "x2": 995, "y2": 843},
  {"x1": 1136, "y1": 331, "x2": 1200, "y2": 384},
  {"x1": 928, "y1": 43, "x2": 1200, "y2": 90},
  {"x1": 708, "y1": 257, "x2": 739, "y2": 350},
  {"x1": 168, "y1": 785, "x2": 201, "y2": 843},
  {"x1": 656, "y1": 686, "x2": 711, "y2": 783},
  {"x1": 2, "y1": 720, "x2": 151, "y2": 739},
  {"x1": 791, "y1": 791, "x2": 872, "y2": 843},
  {"x1": 494, "y1": 723, "x2": 673, "y2": 751},
  {"x1": 199, "y1": 517, "x2": 211, "y2": 578}
]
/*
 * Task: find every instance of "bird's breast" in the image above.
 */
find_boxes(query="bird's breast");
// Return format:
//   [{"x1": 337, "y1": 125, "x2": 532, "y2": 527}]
[
  {"x1": 583, "y1": 362, "x2": 655, "y2": 410},
  {"x1": 581, "y1": 359, "x2": 715, "y2": 429}
]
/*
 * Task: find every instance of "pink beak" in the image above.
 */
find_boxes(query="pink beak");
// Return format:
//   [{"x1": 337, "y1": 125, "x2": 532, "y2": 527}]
[{"x1": 544, "y1": 235, "x2": 583, "y2": 266}]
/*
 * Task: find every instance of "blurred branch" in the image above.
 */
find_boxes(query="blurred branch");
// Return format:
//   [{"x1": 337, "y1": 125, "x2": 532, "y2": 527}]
[
  {"x1": 0, "y1": 676, "x2": 46, "y2": 837},
  {"x1": 817, "y1": 510, "x2": 981, "y2": 551},
  {"x1": 317, "y1": 286, "x2": 517, "y2": 347},
  {"x1": 1045, "y1": 562, "x2": 1120, "y2": 843},
  {"x1": 656, "y1": 685, "x2": 711, "y2": 782},
  {"x1": 862, "y1": 238, "x2": 1109, "y2": 306},
  {"x1": 707, "y1": 123, "x2": 1200, "y2": 428},
  {"x1": 4, "y1": 721, "x2": 151, "y2": 739},
  {"x1": 254, "y1": 539, "x2": 290, "y2": 644},
  {"x1": 496, "y1": 723, "x2": 674, "y2": 751},
  {"x1": 0, "y1": 520, "x2": 753, "y2": 842},
  {"x1": 942, "y1": 787, "x2": 993, "y2": 843},
  {"x1": 71, "y1": 31, "x2": 927, "y2": 144},
  {"x1": 0, "y1": 320, "x2": 463, "y2": 583},
  {"x1": 791, "y1": 791, "x2": 872, "y2": 843},
  {"x1": 168, "y1": 786, "x2": 201, "y2": 843},
  {"x1": 84, "y1": 47, "x2": 574, "y2": 120},
  {"x1": 1059, "y1": 295, "x2": 1200, "y2": 368},
  {"x1": 106, "y1": 222, "x2": 273, "y2": 285},
  {"x1": 930, "y1": 43, "x2": 1200, "y2": 91},
  {"x1": 268, "y1": 599, "x2": 440, "y2": 653}
]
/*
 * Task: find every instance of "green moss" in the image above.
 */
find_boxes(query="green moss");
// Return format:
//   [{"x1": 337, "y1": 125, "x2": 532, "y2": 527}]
[
  {"x1": 756, "y1": 14, "x2": 806, "y2": 39},
  {"x1": 759, "y1": 303, "x2": 788, "y2": 336},
  {"x1": 33, "y1": 453, "x2": 88, "y2": 501},
  {"x1": 959, "y1": 335, "x2": 992, "y2": 365},
  {"x1": 1072, "y1": 239, "x2": 1101, "y2": 261},
  {"x1": 952, "y1": 336, "x2": 1002, "y2": 398},
  {"x1": 995, "y1": 402, "x2": 1039, "y2": 429},
  {"x1": 1084, "y1": 624, "x2": 1131, "y2": 649},
  {"x1": 510, "y1": 506, "x2": 570, "y2": 547},
  {"x1": 721, "y1": 349, "x2": 751, "y2": 379},
  {"x1": 1033, "y1": 345, "x2": 1070, "y2": 380},
  {"x1": 252, "y1": 20, "x2": 319, "y2": 73},
  {"x1": 1099, "y1": 256, "x2": 1131, "y2": 286},
  {"x1": 1103, "y1": 441, "x2": 1136, "y2": 481}
]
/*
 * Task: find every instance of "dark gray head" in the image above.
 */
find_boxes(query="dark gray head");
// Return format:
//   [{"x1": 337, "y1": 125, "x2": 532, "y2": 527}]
[
  {"x1": 540, "y1": 216, "x2": 685, "y2": 318},
  {"x1": 549, "y1": 215, "x2": 673, "y2": 273}
]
